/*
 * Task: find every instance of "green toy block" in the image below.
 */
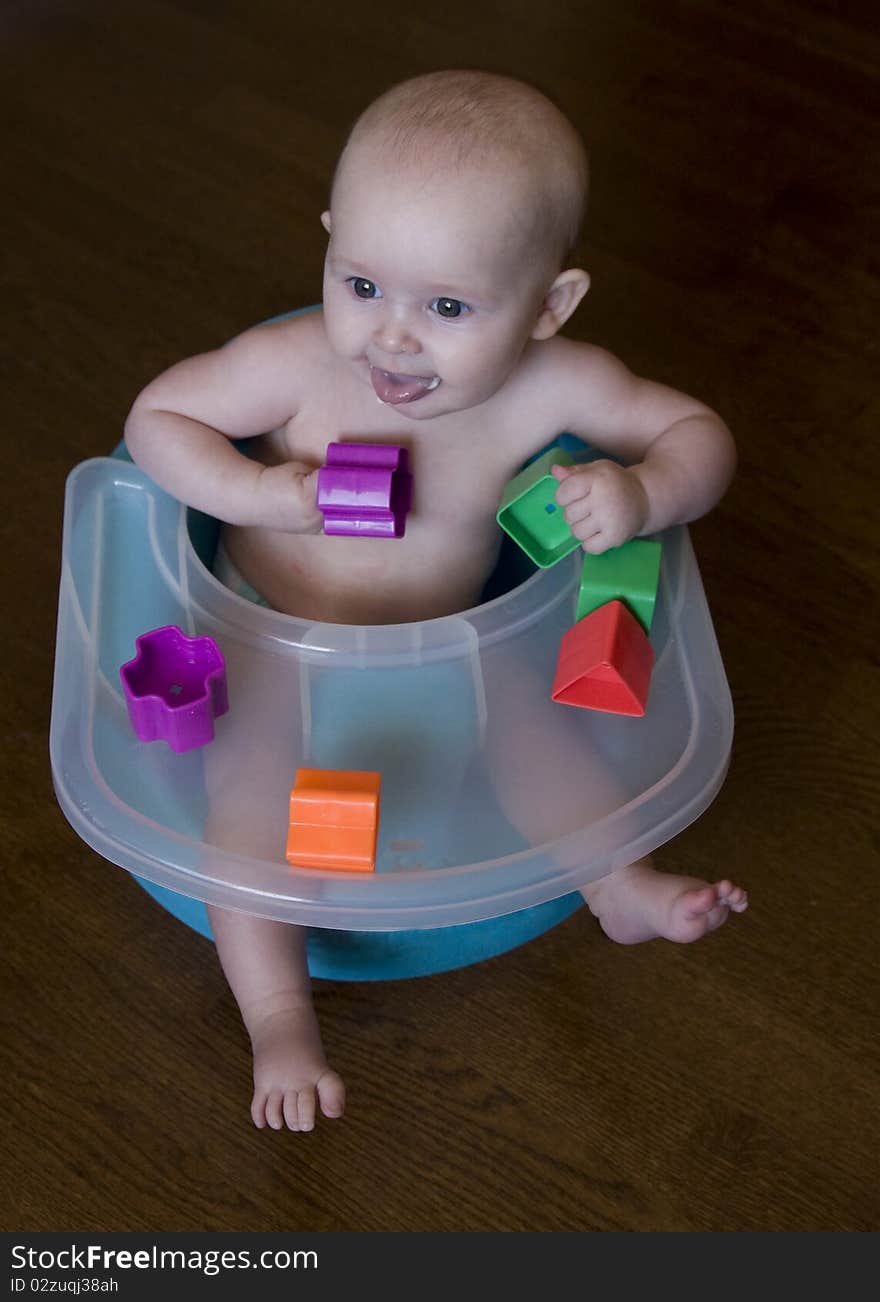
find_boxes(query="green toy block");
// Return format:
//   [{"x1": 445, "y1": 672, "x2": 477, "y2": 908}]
[
  {"x1": 495, "y1": 448, "x2": 579, "y2": 568},
  {"x1": 575, "y1": 538, "x2": 662, "y2": 633}
]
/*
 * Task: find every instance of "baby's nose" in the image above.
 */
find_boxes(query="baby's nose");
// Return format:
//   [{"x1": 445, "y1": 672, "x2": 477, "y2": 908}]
[{"x1": 373, "y1": 308, "x2": 422, "y2": 356}]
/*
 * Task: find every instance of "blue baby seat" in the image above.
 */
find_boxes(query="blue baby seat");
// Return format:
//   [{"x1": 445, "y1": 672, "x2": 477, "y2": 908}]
[{"x1": 50, "y1": 347, "x2": 733, "y2": 981}]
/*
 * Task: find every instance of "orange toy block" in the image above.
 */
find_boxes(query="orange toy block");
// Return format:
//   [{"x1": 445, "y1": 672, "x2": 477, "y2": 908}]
[
  {"x1": 286, "y1": 768, "x2": 381, "y2": 872},
  {"x1": 552, "y1": 599, "x2": 654, "y2": 716}
]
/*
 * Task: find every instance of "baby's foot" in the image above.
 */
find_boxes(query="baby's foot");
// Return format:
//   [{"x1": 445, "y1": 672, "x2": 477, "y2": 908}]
[
  {"x1": 248, "y1": 1002, "x2": 345, "y2": 1132},
  {"x1": 584, "y1": 860, "x2": 748, "y2": 945}
]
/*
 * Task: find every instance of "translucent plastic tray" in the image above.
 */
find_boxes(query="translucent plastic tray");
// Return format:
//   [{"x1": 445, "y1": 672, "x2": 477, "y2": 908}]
[{"x1": 50, "y1": 457, "x2": 733, "y2": 932}]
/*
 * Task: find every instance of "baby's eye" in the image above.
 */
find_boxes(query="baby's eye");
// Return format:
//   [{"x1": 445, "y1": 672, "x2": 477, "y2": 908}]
[
  {"x1": 349, "y1": 277, "x2": 380, "y2": 300},
  {"x1": 431, "y1": 297, "x2": 469, "y2": 319}
]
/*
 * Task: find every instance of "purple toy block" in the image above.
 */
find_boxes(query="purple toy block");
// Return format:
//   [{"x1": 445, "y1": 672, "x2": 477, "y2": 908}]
[
  {"x1": 317, "y1": 442, "x2": 412, "y2": 538},
  {"x1": 119, "y1": 626, "x2": 229, "y2": 753}
]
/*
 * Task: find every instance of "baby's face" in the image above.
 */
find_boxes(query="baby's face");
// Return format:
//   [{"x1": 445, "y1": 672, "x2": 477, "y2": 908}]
[{"x1": 322, "y1": 149, "x2": 555, "y2": 420}]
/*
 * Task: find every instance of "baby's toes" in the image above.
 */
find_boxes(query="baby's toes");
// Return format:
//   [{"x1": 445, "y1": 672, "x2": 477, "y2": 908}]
[
  {"x1": 263, "y1": 1089, "x2": 286, "y2": 1131},
  {"x1": 717, "y1": 880, "x2": 749, "y2": 913},
  {"x1": 284, "y1": 1088, "x2": 315, "y2": 1132},
  {"x1": 683, "y1": 884, "x2": 721, "y2": 919},
  {"x1": 317, "y1": 1070, "x2": 346, "y2": 1119},
  {"x1": 251, "y1": 1090, "x2": 269, "y2": 1129}
]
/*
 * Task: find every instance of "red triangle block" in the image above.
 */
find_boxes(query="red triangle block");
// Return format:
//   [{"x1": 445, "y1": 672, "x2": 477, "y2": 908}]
[{"x1": 552, "y1": 600, "x2": 654, "y2": 716}]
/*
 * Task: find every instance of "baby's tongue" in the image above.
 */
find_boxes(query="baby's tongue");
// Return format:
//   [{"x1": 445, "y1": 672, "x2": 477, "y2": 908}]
[{"x1": 370, "y1": 367, "x2": 437, "y2": 405}]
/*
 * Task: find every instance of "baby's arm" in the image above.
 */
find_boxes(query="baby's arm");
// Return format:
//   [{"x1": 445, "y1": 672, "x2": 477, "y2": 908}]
[
  {"x1": 546, "y1": 339, "x2": 737, "y2": 552},
  {"x1": 124, "y1": 323, "x2": 322, "y2": 533}
]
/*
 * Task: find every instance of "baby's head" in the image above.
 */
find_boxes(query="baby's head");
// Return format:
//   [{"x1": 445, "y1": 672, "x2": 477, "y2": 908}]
[{"x1": 321, "y1": 70, "x2": 591, "y2": 418}]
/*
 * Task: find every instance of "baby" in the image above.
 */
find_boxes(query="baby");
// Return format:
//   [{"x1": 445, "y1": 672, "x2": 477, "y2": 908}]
[{"x1": 125, "y1": 69, "x2": 747, "y2": 1133}]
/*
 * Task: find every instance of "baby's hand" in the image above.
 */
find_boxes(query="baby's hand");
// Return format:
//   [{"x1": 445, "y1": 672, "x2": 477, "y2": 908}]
[
  {"x1": 254, "y1": 461, "x2": 323, "y2": 534},
  {"x1": 551, "y1": 461, "x2": 649, "y2": 554}
]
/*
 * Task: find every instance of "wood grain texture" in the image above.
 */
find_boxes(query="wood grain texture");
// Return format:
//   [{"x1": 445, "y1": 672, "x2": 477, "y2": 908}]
[{"x1": 1, "y1": 0, "x2": 877, "y2": 1232}]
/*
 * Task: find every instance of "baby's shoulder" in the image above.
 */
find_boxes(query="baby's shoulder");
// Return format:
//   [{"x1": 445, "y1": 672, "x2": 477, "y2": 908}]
[
  {"x1": 213, "y1": 308, "x2": 334, "y2": 406},
  {"x1": 518, "y1": 334, "x2": 627, "y2": 390},
  {"x1": 225, "y1": 307, "x2": 328, "y2": 367},
  {"x1": 498, "y1": 335, "x2": 629, "y2": 438}
]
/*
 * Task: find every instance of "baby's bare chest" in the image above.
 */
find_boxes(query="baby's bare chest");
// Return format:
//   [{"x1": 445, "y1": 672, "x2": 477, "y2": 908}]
[
  {"x1": 280, "y1": 384, "x2": 532, "y2": 534},
  {"x1": 229, "y1": 378, "x2": 543, "y2": 620}
]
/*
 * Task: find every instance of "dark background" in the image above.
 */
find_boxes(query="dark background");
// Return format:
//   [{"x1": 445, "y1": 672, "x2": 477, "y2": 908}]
[{"x1": 2, "y1": 0, "x2": 877, "y2": 1230}]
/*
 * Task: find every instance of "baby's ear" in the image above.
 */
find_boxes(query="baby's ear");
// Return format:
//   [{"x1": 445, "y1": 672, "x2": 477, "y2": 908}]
[
  {"x1": 531, "y1": 269, "x2": 591, "y2": 340},
  {"x1": 321, "y1": 211, "x2": 332, "y2": 234}
]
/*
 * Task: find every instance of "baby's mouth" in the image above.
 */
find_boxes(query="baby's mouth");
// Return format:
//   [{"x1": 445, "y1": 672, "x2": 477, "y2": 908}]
[{"x1": 369, "y1": 366, "x2": 441, "y2": 405}]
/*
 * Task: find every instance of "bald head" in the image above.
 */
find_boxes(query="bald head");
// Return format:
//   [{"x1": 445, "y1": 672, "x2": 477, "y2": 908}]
[{"x1": 332, "y1": 70, "x2": 589, "y2": 271}]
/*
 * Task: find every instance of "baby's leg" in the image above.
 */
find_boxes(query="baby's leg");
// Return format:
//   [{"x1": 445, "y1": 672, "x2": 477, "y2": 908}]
[
  {"x1": 200, "y1": 637, "x2": 344, "y2": 1131},
  {"x1": 580, "y1": 856, "x2": 748, "y2": 945},
  {"x1": 482, "y1": 648, "x2": 747, "y2": 946},
  {"x1": 208, "y1": 905, "x2": 345, "y2": 1131}
]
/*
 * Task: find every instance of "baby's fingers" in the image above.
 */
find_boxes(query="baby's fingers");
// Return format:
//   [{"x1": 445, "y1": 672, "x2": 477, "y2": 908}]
[
  {"x1": 552, "y1": 465, "x2": 592, "y2": 508},
  {"x1": 285, "y1": 464, "x2": 323, "y2": 531},
  {"x1": 580, "y1": 530, "x2": 611, "y2": 555},
  {"x1": 303, "y1": 467, "x2": 322, "y2": 504},
  {"x1": 562, "y1": 497, "x2": 593, "y2": 530},
  {"x1": 288, "y1": 463, "x2": 320, "y2": 497}
]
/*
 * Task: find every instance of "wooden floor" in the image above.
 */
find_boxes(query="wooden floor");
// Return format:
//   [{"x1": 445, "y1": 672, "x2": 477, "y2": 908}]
[{"x1": 2, "y1": 0, "x2": 877, "y2": 1232}]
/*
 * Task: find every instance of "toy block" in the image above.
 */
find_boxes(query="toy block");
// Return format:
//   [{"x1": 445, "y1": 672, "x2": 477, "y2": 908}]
[
  {"x1": 286, "y1": 768, "x2": 382, "y2": 872},
  {"x1": 119, "y1": 625, "x2": 228, "y2": 753},
  {"x1": 317, "y1": 443, "x2": 412, "y2": 538},
  {"x1": 552, "y1": 600, "x2": 654, "y2": 716},
  {"x1": 496, "y1": 448, "x2": 579, "y2": 567},
  {"x1": 575, "y1": 539, "x2": 662, "y2": 633}
]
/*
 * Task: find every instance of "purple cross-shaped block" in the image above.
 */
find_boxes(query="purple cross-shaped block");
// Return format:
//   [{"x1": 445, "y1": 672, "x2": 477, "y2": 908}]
[
  {"x1": 317, "y1": 443, "x2": 412, "y2": 538},
  {"x1": 119, "y1": 625, "x2": 229, "y2": 753}
]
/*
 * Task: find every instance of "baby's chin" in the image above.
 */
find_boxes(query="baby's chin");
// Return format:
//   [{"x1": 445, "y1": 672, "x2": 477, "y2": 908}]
[
  {"x1": 341, "y1": 355, "x2": 490, "y2": 421},
  {"x1": 376, "y1": 387, "x2": 443, "y2": 418},
  {"x1": 366, "y1": 370, "x2": 497, "y2": 421},
  {"x1": 373, "y1": 386, "x2": 485, "y2": 423}
]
